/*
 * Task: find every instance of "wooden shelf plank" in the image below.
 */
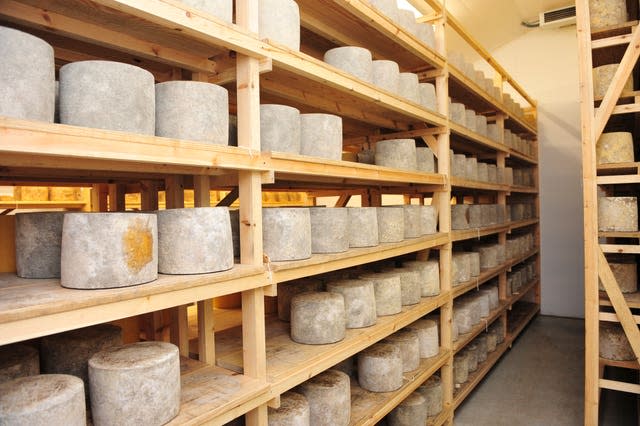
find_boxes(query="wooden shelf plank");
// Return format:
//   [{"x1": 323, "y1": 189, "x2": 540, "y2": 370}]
[
  {"x1": 452, "y1": 263, "x2": 504, "y2": 299},
  {"x1": 453, "y1": 302, "x2": 507, "y2": 353},
  {"x1": 507, "y1": 301, "x2": 540, "y2": 339},
  {"x1": 508, "y1": 149, "x2": 538, "y2": 165},
  {"x1": 270, "y1": 152, "x2": 447, "y2": 187},
  {"x1": 264, "y1": 44, "x2": 448, "y2": 127},
  {"x1": 597, "y1": 161, "x2": 640, "y2": 175},
  {"x1": 271, "y1": 233, "x2": 450, "y2": 284},
  {"x1": 449, "y1": 122, "x2": 508, "y2": 153},
  {"x1": 453, "y1": 279, "x2": 538, "y2": 358},
  {"x1": 598, "y1": 230, "x2": 640, "y2": 239},
  {"x1": 215, "y1": 293, "x2": 449, "y2": 396},
  {"x1": 0, "y1": 117, "x2": 450, "y2": 187},
  {"x1": 0, "y1": 200, "x2": 87, "y2": 210},
  {"x1": 600, "y1": 290, "x2": 640, "y2": 309},
  {"x1": 296, "y1": 0, "x2": 445, "y2": 71},
  {"x1": 0, "y1": 265, "x2": 268, "y2": 345},
  {"x1": 0, "y1": 117, "x2": 270, "y2": 176},
  {"x1": 451, "y1": 219, "x2": 539, "y2": 242},
  {"x1": 600, "y1": 357, "x2": 640, "y2": 370},
  {"x1": 453, "y1": 340, "x2": 510, "y2": 408},
  {"x1": 349, "y1": 349, "x2": 449, "y2": 425},
  {"x1": 447, "y1": 67, "x2": 537, "y2": 136},
  {"x1": 510, "y1": 185, "x2": 538, "y2": 194},
  {"x1": 450, "y1": 177, "x2": 510, "y2": 192},
  {"x1": 427, "y1": 406, "x2": 452, "y2": 426},
  {"x1": 508, "y1": 279, "x2": 539, "y2": 306},
  {"x1": 173, "y1": 357, "x2": 271, "y2": 426}
]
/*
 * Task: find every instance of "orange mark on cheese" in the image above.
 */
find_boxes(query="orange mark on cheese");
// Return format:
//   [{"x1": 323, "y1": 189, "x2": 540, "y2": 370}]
[{"x1": 122, "y1": 218, "x2": 153, "y2": 273}]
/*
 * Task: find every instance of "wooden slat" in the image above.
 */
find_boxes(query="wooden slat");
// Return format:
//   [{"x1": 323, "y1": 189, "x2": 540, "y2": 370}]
[
  {"x1": 599, "y1": 379, "x2": 640, "y2": 394},
  {"x1": 270, "y1": 233, "x2": 450, "y2": 284},
  {"x1": 594, "y1": 24, "x2": 640, "y2": 140},
  {"x1": 216, "y1": 294, "x2": 448, "y2": 396},
  {"x1": 169, "y1": 359, "x2": 271, "y2": 425},
  {"x1": 0, "y1": 267, "x2": 268, "y2": 345},
  {"x1": 349, "y1": 350, "x2": 449, "y2": 425},
  {"x1": 598, "y1": 249, "x2": 640, "y2": 361},
  {"x1": 0, "y1": 0, "x2": 217, "y2": 73},
  {"x1": 575, "y1": 3, "x2": 598, "y2": 418}
]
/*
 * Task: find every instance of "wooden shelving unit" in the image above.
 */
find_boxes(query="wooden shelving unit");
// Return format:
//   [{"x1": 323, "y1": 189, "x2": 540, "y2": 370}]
[
  {"x1": 0, "y1": 0, "x2": 539, "y2": 424},
  {"x1": 576, "y1": 1, "x2": 640, "y2": 423}
]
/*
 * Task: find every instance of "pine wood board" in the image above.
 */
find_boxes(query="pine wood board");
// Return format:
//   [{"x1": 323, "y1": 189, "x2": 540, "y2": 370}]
[
  {"x1": 296, "y1": 0, "x2": 444, "y2": 71},
  {"x1": 0, "y1": 265, "x2": 268, "y2": 345},
  {"x1": 349, "y1": 349, "x2": 449, "y2": 425},
  {"x1": 171, "y1": 357, "x2": 271, "y2": 426},
  {"x1": 449, "y1": 123, "x2": 509, "y2": 154},
  {"x1": 600, "y1": 357, "x2": 640, "y2": 370},
  {"x1": 270, "y1": 233, "x2": 450, "y2": 284},
  {"x1": 427, "y1": 406, "x2": 452, "y2": 426},
  {"x1": 0, "y1": 117, "x2": 270, "y2": 176},
  {"x1": 447, "y1": 68, "x2": 537, "y2": 136},
  {"x1": 453, "y1": 340, "x2": 510, "y2": 408},
  {"x1": 269, "y1": 152, "x2": 447, "y2": 187},
  {"x1": 453, "y1": 302, "x2": 506, "y2": 353},
  {"x1": 450, "y1": 219, "x2": 539, "y2": 242},
  {"x1": 215, "y1": 293, "x2": 449, "y2": 396},
  {"x1": 600, "y1": 290, "x2": 640, "y2": 309},
  {"x1": 506, "y1": 301, "x2": 540, "y2": 338},
  {"x1": 450, "y1": 177, "x2": 510, "y2": 192}
]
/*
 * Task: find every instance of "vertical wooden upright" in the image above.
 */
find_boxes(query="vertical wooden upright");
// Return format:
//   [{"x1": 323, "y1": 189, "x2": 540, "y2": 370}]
[{"x1": 236, "y1": 0, "x2": 268, "y2": 423}]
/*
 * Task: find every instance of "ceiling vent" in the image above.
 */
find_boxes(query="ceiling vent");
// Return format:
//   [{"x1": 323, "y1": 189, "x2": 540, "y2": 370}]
[{"x1": 539, "y1": 5, "x2": 576, "y2": 28}]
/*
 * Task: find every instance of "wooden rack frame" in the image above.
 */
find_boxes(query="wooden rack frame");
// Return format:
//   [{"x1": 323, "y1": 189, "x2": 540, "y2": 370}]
[
  {"x1": 576, "y1": 1, "x2": 640, "y2": 424},
  {"x1": 0, "y1": 0, "x2": 539, "y2": 424}
]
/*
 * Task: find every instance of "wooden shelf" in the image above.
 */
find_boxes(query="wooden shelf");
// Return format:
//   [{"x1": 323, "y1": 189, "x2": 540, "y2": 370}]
[
  {"x1": 451, "y1": 177, "x2": 510, "y2": 192},
  {"x1": 215, "y1": 293, "x2": 449, "y2": 396},
  {"x1": 269, "y1": 152, "x2": 447, "y2": 188},
  {"x1": 263, "y1": 49, "x2": 448, "y2": 133},
  {"x1": 0, "y1": 265, "x2": 268, "y2": 345},
  {"x1": 453, "y1": 302, "x2": 507, "y2": 353},
  {"x1": 507, "y1": 301, "x2": 540, "y2": 339},
  {"x1": 451, "y1": 218, "x2": 539, "y2": 242},
  {"x1": 508, "y1": 149, "x2": 538, "y2": 165},
  {"x1": 453, "y1": 340, "x2": 510, "y2": 408},
  {"x1": 349, "y1": 349, "x2": 449, "y2": 426},
  {"x1": 598, "y1": 230, "x2": 640, "y2": 239},
  {"x1": 0, "y1": 117, "x2": 270, "y2": 178},
  {"x1": 600, "y1": 357, "x2": 640, "y2": 370},
  {"x1": 449, "y1": 122, "x2": 507, "y2": 153},
  {"x1": 296, "y1": 0, "x2": 445, "y2": 71},
  {"x1": 173, "y1": 357, "x2": 271, "y2": 426},
  {"x1": 270, "y1": 233, "x2": 449, "y2": 284},
  {"x1": 453, "y1": 278, "x2": 538, "y2": 355},
  {"x1": 427, "y1": 406, "x2": 452, "y2": 426},
  {"x1": 510, "y1": 185, "x2": 538, "y2": 194},
  {"x1": 452, "y1": 263, "x2": 504, "y2": 299},
  {"x1": 600, "y1": 290, "x2": 640, "y2": 309},
  {"x1": 447, "y1": 67, "x2": 537, "y2": 136},
  {"x1": 508, "y1": 279, "x2": 539, "y2": 306},
  {"x1": 0, "y1": 200, "x2": 87, "y2": 210}
]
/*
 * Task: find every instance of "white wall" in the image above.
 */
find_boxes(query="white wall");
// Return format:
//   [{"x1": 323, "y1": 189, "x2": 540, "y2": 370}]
[{"x1": 476, "y1": 27, "x2": 584, "y2": 318}]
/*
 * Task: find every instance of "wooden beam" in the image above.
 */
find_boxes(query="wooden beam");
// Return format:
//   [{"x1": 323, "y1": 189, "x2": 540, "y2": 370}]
[
  {"x1": 335, "y1": 194, "x2": 351, "y2": 207},
  {"x1": 600, "y1": 379, "x2": 640, "y2": 394},
  {"x1": 594, "y1": 24, "x2": 640, "y2": 140},
  {"x1": 0, "y1": 0, "x2": 216, "y2": 74},
  {"x1": 598, "y1": 249, "x2": 640, "y2": 361},
  {"x1": 576, "y1": 1, "x2": 600, "y2": 422},
  {"x1": 217, "y1": 188, "x2": 240, "y2": 207}
]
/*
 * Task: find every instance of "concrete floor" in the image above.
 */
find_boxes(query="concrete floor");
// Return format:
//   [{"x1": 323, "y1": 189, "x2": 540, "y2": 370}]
[{"x1": 454, "y1": 315, "x2": 637, "y2": 425}]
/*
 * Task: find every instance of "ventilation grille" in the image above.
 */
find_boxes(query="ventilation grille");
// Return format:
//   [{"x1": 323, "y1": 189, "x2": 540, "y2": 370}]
[{"x1": 542, "y1": 6, "x2": 576, "y2": 23}]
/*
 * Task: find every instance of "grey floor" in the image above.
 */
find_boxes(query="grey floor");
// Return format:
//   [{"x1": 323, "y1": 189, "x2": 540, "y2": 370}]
[{"x1": 454, "y1": 315, "x2": 638, "y2": 426}]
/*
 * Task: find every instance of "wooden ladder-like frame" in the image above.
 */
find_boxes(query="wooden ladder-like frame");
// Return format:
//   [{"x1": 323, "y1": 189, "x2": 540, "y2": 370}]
[{"x1": 576, "y1": 2, "x2": 640, "y2": 424}]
